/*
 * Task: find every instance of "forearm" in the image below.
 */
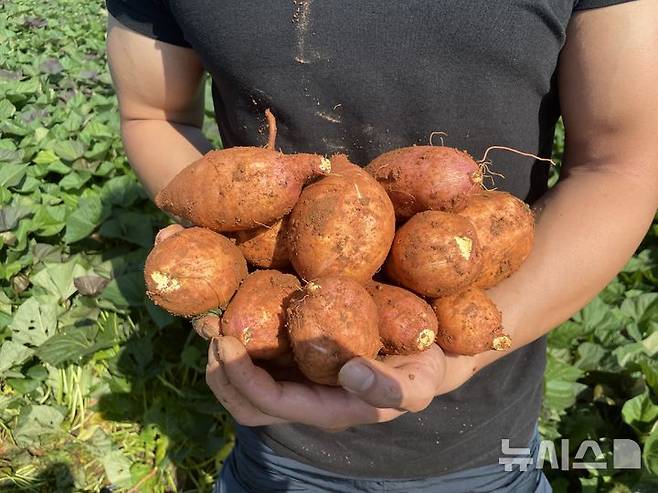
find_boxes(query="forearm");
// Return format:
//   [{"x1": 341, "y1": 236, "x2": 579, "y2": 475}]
[
  {"x1": 435, "y1": 159, "x2": 657, "y2": 394},
  {"x1": 121, "y1": 119, "x2": 213, "y2": 200}
]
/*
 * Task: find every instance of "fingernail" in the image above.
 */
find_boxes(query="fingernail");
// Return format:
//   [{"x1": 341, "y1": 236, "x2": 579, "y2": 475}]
[{"x1": 339, "y1": 362, "x2": 375, "y2": 393}]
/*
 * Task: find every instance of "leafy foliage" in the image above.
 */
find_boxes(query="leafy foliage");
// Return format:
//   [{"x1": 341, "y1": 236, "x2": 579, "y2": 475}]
[
  {"x1": 541, "y1": 122, "x2": 658, "y2": 492},
  {"x1": 0, "y1": 1, "x2": 656, "y2": 492},
  {"x1": 0, "y1": 1, "x2": 228, "y2": 492}
]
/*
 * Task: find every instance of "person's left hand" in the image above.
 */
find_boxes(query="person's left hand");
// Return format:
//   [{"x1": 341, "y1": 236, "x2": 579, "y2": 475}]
[{"x1": 206, "y1": 336, "x2": 453, "y2": 430}]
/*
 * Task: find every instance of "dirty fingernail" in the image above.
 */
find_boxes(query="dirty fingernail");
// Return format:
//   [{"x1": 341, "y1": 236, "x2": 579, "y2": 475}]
[{"x1": 339, "y1": 362, "x2": 375, "y2": 393}]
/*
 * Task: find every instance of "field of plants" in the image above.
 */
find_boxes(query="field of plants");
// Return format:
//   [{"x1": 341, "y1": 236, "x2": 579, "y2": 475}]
[{"x1": 0, "y1": 1, "x2": 656, "y2": 492}]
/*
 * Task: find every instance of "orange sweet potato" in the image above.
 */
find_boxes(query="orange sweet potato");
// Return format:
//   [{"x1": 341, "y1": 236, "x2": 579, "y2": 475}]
[
  {"x1": 287, "y1": 276, "x2": 381, "y2": 385},
  {"x1": 221, "y1": 270, "x2": 301, "y2": 360},
  {"x1": 232, "y1": 216, "x2": 291, "y2": 269},
  {"x1": 366, "y1": 146, "x2": 483, "y2": 220},
  {"x1": 458, "y1": 191, "x2": 534, "y2": 288},
  {"x1": 431, "y1": 287, "x2": 511, "y2": 355},
  {"x1": 365, "y1": 281, "x2": 437, "y2": 355},
  {"x1": 144, "y1": 227, "x2": 247, "y2": 317},
  {"x1": 386, "y1": 211, "x2": 482, "y2": 297},
  {"x1": 287, "y1": 155, "x2": 395, "y2": 283},
  {"x1": 156, "y1": 147, "x2": 330, "y2": 232}
]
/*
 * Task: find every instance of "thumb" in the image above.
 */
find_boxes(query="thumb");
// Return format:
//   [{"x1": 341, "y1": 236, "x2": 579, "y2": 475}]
[{"x1": 338, "y1": 349, "x2": 444, "y2": 412}]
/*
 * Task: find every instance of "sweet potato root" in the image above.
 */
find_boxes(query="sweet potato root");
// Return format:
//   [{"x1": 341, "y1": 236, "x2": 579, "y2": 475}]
[
  {"x1": 458, "y1": 191, "x2": 534, "y2": 288},
  {"x1": 365, "y1": 281, "x2": 437, "y2": 355},
  {"x1": 366, "y1": 146, "x2": 483, "y2": 220},
  {"x1": 156, "y1": 147, "x2": 330, "y2": 232},
  {"x1": 221, "y1": 270, "x2": 301, "y2": 360},
  {"x1": 233, "y1": 216, "x2": 291, "y2": 269},
  {"x1": 431, "y1": 287, "x2": 511, "y2": 355},
  {"x1": 386, "y1": 211, "x2": 482, "y2": 297},
  {"x1": 287, "y1": 276, "x2": 381, "y2": 385},
  {"x1": 144, "y1": 227, "x2": 247, "y2": 317},
  {"x1": 287, "y1": 155, "x2": 395, "y2": 283}
]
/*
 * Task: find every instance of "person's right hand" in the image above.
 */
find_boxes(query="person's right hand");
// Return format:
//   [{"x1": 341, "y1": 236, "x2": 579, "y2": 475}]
[{"x1": 153, "y1": 224, "x2": 223, "y2": 340}]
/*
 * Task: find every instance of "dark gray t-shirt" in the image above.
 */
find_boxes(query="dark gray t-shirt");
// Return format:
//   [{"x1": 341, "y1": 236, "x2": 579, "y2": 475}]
[{"x1": 107, "y1": 0, "x2": 633, "y2": 479}]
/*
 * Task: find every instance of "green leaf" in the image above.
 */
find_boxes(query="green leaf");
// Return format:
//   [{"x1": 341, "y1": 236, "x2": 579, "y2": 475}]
[
  {"x1": 63, "y1": 194, "x2": 108, "y2": 243},
  {"x1": 641, "y1": 359, "x2": 658, "y2": 394},
  {"x1": 544, "y1": 354, "x2": 587, "y2": 412},
  {"x1": 101, "y1": 450, "x2": 133, "y2": 488},
  {"x1": 31, "y1": 205, "x2": 66, "y2": 236},
  {"x1": 0, "y1": 99, "x2": 16, "y2": 119},
  {"x1": 32, "y1": 149, "x2": 58, "y2": 165},
  {"x1": 642, "y1": 331, "x2": 658, "y2": 356},
  {"x1": 100, "y1": 272, "x2": 146, "y2": 307},
  {"x1": 613, "y1": 342, "x2": 648, "y2": 368},
  {"x1": 37, "y1": 325, "x2": 114, "y2": 366},
  {"x1": 9, "y1": 298, "x2": 58, "y2": 347},
  {"x1": 575, "y1": 342, "x2": 606, "y2": 371},
  {"x1": 622, "y1": 390, "x2": 658, "y2": 430},
  {"x1": 30, "y1": 260, "x2": 87, "y2": 302},
  {"x1": 0, "y1": 163, "x2": 27, "y2": 188},
  {"x1": 101, "y1": 175, "x2": 144, "y2": 207},
  {"x1": 59, "y1": 170, "x2": 91, "y2": 190},
  {"x1": 0, "y1": 205, "x2": 32, "y2": 232},
  {"x1": 644, "y1": 429, "x2": 658, "y2": 476},
  {"x1": 0, "y1": 341, "x2": 34, "y2": 375},
  {"x1": 52, "y1": 139, "x2": 86, "y2": 161},
  {"x1": 13, "y1": 404, "x2": 65, "y2": 447},
  {"x1": 99, "y1": 211, "x2": 154, "y2": 248},
  {"x1": 620, "y1": 293, "x2": 658, "y2": 330}
]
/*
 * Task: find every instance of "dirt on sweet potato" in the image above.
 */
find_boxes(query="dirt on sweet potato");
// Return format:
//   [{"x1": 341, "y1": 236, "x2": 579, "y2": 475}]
[
  {"x1": 221, "y1": 270, "x2": 301, "y2": 360},
  {"x1": 431, "y1": 287, "x2": 511, "y2": 356},
  {"x1": 366, "y1": 146, "x2": 483, "y2": 220},
  {"x1": 458, "y1": 191, "x2": 534, "y2": 288},
  {"x1": 287, "y1": 155, "x2": 395, "y2": 283},
  {"x1": 287, "y1": 276, "x2": 381, "y2": 385},
  {"x1": 386, "y1": 211, "x2": 482, "y2": 297},
  {"x1": 365, "y1": 281, "x2": 437, "y2": 355},
  {"x1": 144, "y1": 227, "x2": 247, "y2": 317},
  {"x1": 233, "y1": 216, "x2": 291, "y2": 269}
]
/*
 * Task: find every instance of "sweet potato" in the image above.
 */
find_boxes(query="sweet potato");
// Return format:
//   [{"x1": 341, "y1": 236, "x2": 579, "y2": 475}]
[
  {"x1": 156, "y1": 147, "x2": 330, "y2": 232},
  {"x1": 365, "y1": 281, "x2": 437, "y2": 355},
  {"x1": 458, "y1": 191, "x2": 534, "y2": 288},
  {"x1": 287, "y1": 276, "x2": 381, "y2": 385},
  {"x1": 287, "y1": 155, "x2": 395, "y2": 283},
  {"x1": 431, "y1": 287, "x2": 511, "y2": 355},
  {"x1": 386, "y1": 211, "x2": 482, "y2": 297},
  {"x1": 366, "y1": 146, "x2": 483, "y2": 220},
  {"x1": 221, "y1": 270, "x2": 301, "y2": 360},
  {"x1": 233, "y1": 216, "x2": 291, "y2": 269},
  {"x1": 144, "y1": 227, "x2": 247, "y2": 317}
]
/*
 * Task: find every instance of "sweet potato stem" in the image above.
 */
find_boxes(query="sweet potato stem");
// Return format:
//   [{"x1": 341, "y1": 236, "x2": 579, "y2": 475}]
[{"x1": 265, "y1": 108, "x2": 278, "y2": 150}]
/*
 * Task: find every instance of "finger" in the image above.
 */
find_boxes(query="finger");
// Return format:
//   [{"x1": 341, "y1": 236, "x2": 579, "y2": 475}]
[
  {"x1": 154, "y1": 224, "x2": 185, "y2": 246},
  {"x1": 206, "y1": 339, "x2": 287, "y2": 426},
  {"x1": 217, "y1": 336, "x2": 403, "y2": 428},
  {"x1": 338, "y1": 345, "x2": 446, "y2": 412},
  {"x1": 193, "y1": 313, "x2": 222, "y2": 340}
]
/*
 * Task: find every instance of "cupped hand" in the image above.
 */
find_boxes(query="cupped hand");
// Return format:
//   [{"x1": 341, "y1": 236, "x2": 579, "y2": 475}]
[{"x1": 205, "y1": 336, "x2": 450, "y2": 430}]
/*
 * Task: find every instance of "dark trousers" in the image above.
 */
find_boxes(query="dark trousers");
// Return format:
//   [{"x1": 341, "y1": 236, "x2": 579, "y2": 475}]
[{"x1": 214, "y1": 425, "x2": 552, "y2": 493}]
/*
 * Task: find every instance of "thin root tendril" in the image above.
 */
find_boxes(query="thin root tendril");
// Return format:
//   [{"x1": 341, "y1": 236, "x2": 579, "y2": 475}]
[{"x1": 264, "y1": 108, "x2": 278, "y2": 150}]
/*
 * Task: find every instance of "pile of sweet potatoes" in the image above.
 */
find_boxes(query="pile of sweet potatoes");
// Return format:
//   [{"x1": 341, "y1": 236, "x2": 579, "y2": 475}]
[{"x1": 144, "y1": 112, "x2": 534, "y2": 385}]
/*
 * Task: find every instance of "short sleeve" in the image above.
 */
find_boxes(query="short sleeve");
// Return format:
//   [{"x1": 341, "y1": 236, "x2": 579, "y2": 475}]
[
  {"x1": 574, "y1": 0, "x2": 637, "y2": 11},
  {"x1": 106, "y1": 0, "x2": 190, "y2": 47}
]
